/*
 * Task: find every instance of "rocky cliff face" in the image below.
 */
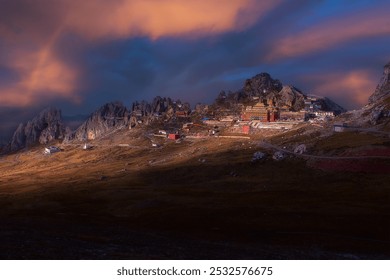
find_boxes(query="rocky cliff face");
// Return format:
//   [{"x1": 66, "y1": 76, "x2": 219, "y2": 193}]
[
  {"x1": 315, "y1": 97, "x2": 346, "y2": 115},
  {"x1": 243, "y1": 73, "x2": 283, "y2": 97},
  {"x1": 366, "y1": 62, "x2": 390, "y2": 124},
  {"x1": 7, "y1": 107, "x2": 66, "y2": 152},
  {"x1": 344, "y1": 62, "x2": 390, "y2": 126},
  {"x1": 369, "y1": 62, "x2": 390, "y2": 104},
  {"x1": 69, "y1": 102, "x2": 130, "y2": 141},
  {"x1": 269, "y1": 85, "x2": 306, "y2": 111},
  {"x1": 131, "y1": 96, "x2": 191, "y2": 122}
]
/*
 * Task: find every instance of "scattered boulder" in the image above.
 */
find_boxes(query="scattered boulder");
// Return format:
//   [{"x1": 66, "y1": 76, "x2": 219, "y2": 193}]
[
  {"x1": 82, "y1": 143, "x2": 92, "y2": 150},
  {"x1": 252, "y1": 151, "x2": 267, "y2": 162},
  {"x1": 294, "y1": 144, "x2": 307, "y2": 154},
  {"x1": 44, "y1": 146, "x2": 61, "y2": 155},
  {"x1": 272, "y1": 151, "x2": 286, "y2": 161}
]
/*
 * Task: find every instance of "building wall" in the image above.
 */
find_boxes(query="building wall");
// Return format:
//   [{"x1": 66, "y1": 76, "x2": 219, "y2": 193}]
[
  {"x1": 242, "y1": 125, "x2": 250, "y2": 134},
  {"x1": 168, "y1": 134, "x2": 180, "y2": 140},
  {"x1": 279, "y1": 111, "x2": 305, "y2": 121},
  {"x1": 241, "y1": 102, "x2": 279, "y2": 122}
]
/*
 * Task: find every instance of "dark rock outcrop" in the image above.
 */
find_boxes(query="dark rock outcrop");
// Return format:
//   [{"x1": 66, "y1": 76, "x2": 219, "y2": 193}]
[
  {"x1": 365, "y1": 62, "x2": 390, "y2": 124},
  {"x1": 369, "y1": 105, "x2": 390, "y2": 125},
  {"x1": 243, "y1": 72, "x2": 283, "y2": 97},
  {"x1": 315, "y1": 97, "x2": 346, "y2": 115},
  {"x1": 69, "y1": 102, "x2": 130, "y2": 141},
  {"x1": 132, "y1": 100, "x2": 152, "y2": 117},
  {"x1": 269, "y1": 85, "x2": 306, "y2": 111},
  {"x1": 131, "y1": 96, "x2": 191, "y2": 122},
  {"x1": 9, "y1": 123, "x2": 26, "y2": 152},
  {"x1": 7, "y1": 107, "x2": 66, "y2": 152},
  {"x1": 369, "y1": 62, "x2": 390, "y2": 104}
]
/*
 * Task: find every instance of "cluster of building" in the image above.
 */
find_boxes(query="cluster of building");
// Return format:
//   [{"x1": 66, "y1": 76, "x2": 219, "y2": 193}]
[
  {"x1": 241, "y1": 101, "x2": 306, "y2": 122},
  {"x1": 241, "y1": 102, "x2": 279, "y2": 122},
  {"x1": 240, "y1": 98, "x2": 333, "y2": 123},
  {"x1": 149, "y1": 96, "x2": 339, "y2": 141}
]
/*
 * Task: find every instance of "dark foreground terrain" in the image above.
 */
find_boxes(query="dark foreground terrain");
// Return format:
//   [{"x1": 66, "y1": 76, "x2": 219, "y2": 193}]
[{"x1": 0, "y1": 132, "x2": 389, "y2": 259}]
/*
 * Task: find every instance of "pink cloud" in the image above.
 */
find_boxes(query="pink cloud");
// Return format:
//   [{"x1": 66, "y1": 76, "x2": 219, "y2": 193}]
[
  {"x1": 302, "y1": 70, "x2": 378, "y2": 107},
  {"x1": 0, "y1": 0, "x2": 281, "y2": 107},
  {"x1": 267, "y1": 7, "x2": 390, "y2": 61},
  {"x1": 64, "y1": 0, "x2": 280, "y2": 40},
  {"x1": 0, "y1": 29, "x2": 80, "y2": 107}
]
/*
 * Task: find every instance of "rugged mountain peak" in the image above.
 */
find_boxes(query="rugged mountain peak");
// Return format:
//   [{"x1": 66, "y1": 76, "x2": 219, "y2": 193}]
[
  {"x1": 273, "y1": 85, "x2": 306, "y2": 111},
  {"x1": 368, "y1": 62, "x2": 390, "y2": 104},
  {"x1": 213, "y1": 72, "x2": 344, "y2": 114},
  {"x1": 243, "y1": 72, "x2": 283, "y2": 97},
  {"x1": 131, "y1": 96, "x2": 191, "y2": 121},
  {"x1": 7, "y1": 107, "x2": 66, "y2": 152},
  {"x1": 69, "y1": 102, "x2": 130, "y2": 141}
]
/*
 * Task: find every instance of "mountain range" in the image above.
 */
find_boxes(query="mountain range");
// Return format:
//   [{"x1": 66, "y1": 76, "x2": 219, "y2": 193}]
[{"x1": 3, "y1": 63, "x2": 390, "y2": 154}]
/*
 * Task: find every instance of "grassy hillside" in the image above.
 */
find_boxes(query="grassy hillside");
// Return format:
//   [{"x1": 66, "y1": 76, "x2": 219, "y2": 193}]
[{"x1": 0, "y1": 128, "x2": 389, "y2": 259}]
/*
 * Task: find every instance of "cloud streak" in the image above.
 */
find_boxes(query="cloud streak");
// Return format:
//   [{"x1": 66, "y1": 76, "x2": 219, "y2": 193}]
[
  {"x1": 0, "y1": 0, "x2": 281, "y2": 108},
  {"x1": 301, "y1": 70, "x2": 378, "y2": 109},
  {"x1": 267, "y1": 6, "x2": 390, "y2": 61},
  {"x1": 64, "y1": 0, "x2": 279, "y2": 40},
  {"x1": 0, "y1": 26, "x2": 79, "y2": 107}
]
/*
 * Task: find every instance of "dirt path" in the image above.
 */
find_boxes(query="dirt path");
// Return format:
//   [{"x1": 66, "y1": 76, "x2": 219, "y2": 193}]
[{"x1": 258, "y1": 141, "x2": 390, "y2": 160}]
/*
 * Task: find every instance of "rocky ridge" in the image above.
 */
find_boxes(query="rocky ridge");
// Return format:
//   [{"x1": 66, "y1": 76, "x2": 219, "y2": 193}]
[
  {"x1": 132, "y1": 96, "x2": 190, "y2": 116},
  {"x1": 367, "y1": 63, "x2": 390, "y2": 125},
  {"x1": 369, "y1": 62, "x2": 390, "y2": 105},
  {"x1": 67, "y1": 102, "x2": 131, "y2": 142},
  {"x1": 3, "y1": 71, "x2": 350, "y2": 152},
  {"x1": 215, "y1": 72, "x2": 345, "y2": 113},
  {"x1": 6, "y1": 107, "x2": 66, "y2": 152}
]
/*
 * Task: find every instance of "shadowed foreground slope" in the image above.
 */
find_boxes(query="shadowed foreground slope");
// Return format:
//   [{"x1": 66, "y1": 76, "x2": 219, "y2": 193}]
[{"x1": 0, "y1": 134, "x2": 389, "y2": 259}]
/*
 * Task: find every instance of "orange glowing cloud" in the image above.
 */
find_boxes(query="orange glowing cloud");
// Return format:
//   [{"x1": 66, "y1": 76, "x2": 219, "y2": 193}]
[
  {"x1": 65, "y1": 0, "x2": 279, "y2": 40},
  {"x1": 0, "y1": 45, "x2": 79, "y2": 107},
  {"x1": 66, "y1": 0, "x2": 281, "y2": 39},
  {"x1": 305, "y1": 70, "x2": 377, "y2": 107},
  {"x1": 267, "y1": 8, "x2": 390, "y2": 61},
  {"x1": 0, "y1": 0, "x2": 280, "y2": 107}
]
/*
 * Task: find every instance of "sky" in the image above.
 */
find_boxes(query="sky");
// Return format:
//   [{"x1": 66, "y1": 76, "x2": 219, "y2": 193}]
[{"x1": 1, "y1": 0, "x2": 390, "y2": 141}]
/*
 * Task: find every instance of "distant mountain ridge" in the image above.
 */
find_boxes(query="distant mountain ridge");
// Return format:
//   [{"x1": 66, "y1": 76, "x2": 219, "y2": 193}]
[
  {"x1": 66, "y1": 102, "x2": 131, "y2": 142},
  {"x1": 2, "y1": 71, "x2": 350, "y2": 153},
  {"x1": 214, "y1": 72, "x2": 345, "y2": 114},
  {"x1": 4, "y1": 107, "x2": 67, "y2": 153}
]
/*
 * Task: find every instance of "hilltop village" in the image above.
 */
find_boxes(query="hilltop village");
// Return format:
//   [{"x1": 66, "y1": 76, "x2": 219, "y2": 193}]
[
  {"x1": 2, "y1": 72, "x2": 346, "y2": 153},
  {"x1": 111, "y1": 72, "x2": 346, "y2": 144},
  {"x1": 130, "y1": 94, "x2": 340, "y2": 141}
]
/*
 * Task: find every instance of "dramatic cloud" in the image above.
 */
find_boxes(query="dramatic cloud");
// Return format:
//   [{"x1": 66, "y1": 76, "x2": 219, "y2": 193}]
[
  {"x1": 65, "y1": 0, "x2": 279, "y2": 40},
  {"x1": 267, "y1": 6, "x2": 390, "y2": 61},
  {"x1": 0, "y1": 28, "x2": 79, "y2": 106},
  {"x1": 0, "y1": 0, "x2": 389, "y2": 141},
  {"x1": 0, "y1": 0, "x2": 280, "y2": 108},
  {"x1": 301, "y1": 70, "x2": 378, "y2": 109}
]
